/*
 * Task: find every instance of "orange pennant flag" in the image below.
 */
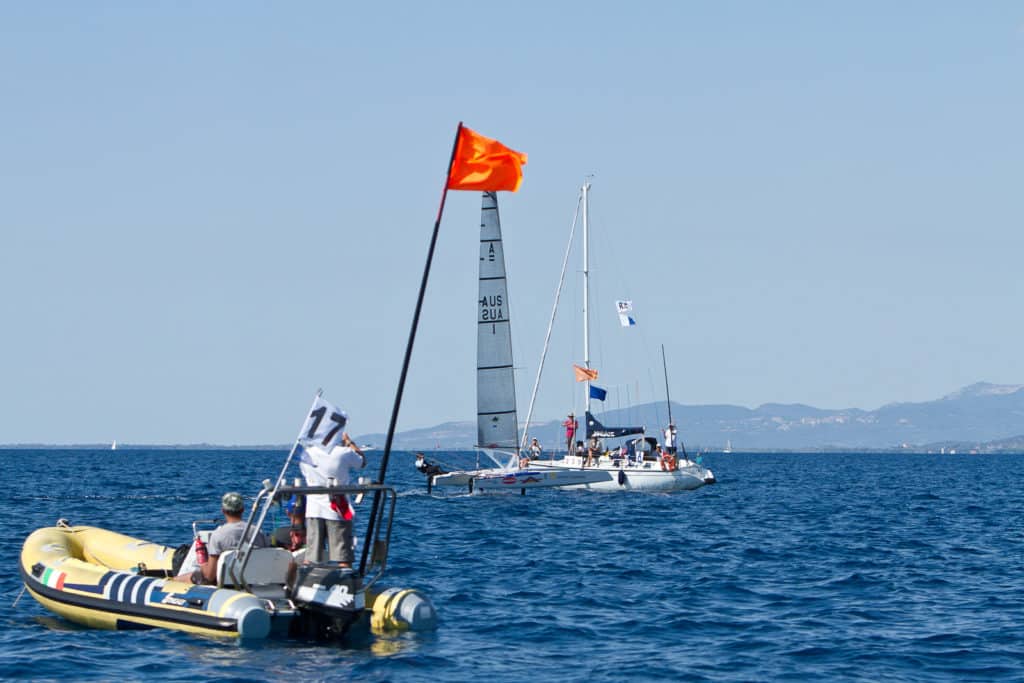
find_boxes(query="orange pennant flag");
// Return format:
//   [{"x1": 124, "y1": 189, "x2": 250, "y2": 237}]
[
  {"x1": 573, "y1": 364, "x2": 599, "y2": 382},
  {"x1": 447, "y1": 126, "x2": 527, "y2": 192}
]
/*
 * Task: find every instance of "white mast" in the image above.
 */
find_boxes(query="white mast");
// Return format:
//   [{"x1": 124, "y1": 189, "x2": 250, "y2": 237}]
[{"x1": 582, "y1": 180, "x2": 591, "y2": 416}]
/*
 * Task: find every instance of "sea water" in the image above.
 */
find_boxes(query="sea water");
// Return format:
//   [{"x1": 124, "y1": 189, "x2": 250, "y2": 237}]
[{"x1": 2, "y1": 449, "x2": 1023, "y2": 682}]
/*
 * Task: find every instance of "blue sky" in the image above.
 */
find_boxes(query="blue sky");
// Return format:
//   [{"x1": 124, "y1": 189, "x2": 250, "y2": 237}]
[{"x1": 2, "y1": 3, "x2": 1022, "y2": 444}]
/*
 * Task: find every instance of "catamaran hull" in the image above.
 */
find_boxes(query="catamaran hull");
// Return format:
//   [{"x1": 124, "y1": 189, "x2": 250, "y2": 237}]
[
  {"x1": 431, "y1": 470, "x2": 485, "y2": 488},
  {"x1": 470, "y1": 467, "x2": 610, "y2": 491}
]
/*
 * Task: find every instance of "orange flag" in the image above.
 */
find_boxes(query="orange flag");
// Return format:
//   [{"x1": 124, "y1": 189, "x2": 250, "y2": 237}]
[
  {"x1": 573, "y1": 364, "x2": 599, "y2": 382},
  {"x1": 447, "y1": 126, "x2": 527, "y2": 192}
]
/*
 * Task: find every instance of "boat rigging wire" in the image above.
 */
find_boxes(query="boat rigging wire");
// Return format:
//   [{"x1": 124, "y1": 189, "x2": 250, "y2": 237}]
[{"x1": 519, "y1": 190, "x2": 583, "y2": 453}]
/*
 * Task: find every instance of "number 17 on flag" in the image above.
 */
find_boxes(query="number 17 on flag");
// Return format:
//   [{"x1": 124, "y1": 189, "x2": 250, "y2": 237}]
[{"x1": 299, "y1": 394, "x2": 349, "y2": 449}]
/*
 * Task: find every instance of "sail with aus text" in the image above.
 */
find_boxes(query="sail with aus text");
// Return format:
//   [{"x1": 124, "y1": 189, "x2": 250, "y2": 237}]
[{"x1": 476, "y1": 191, "x2": 519, "y2": 449}]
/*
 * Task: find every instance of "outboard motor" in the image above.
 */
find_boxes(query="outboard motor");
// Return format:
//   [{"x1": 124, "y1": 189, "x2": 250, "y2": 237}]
[{"x1": 288, "y1": 564, "x2": 368, "y2": 640}]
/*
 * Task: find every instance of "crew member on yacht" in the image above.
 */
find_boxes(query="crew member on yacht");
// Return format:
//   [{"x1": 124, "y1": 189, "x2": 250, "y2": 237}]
[
  {"x1": 663, "y1": 423, "x2": 678, "y2": 456},
  {"x1": 562, "y1": 413, "x2": 578, "y2": 454},
  {"x1": 585, "y1": 435, "x2": 601, "y2": 467},
  {"x1": 528, "y1": 438, "x2": 542, "y2": 460}
]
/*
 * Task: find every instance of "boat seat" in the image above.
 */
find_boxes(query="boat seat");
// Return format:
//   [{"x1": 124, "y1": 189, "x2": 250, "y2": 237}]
[{"x1": 217, "y1": 547, "x2": 293, "y2": 589}]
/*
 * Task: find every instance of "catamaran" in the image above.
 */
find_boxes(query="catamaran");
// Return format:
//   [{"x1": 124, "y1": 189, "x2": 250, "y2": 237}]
[
  {"x1": 424, "y1": 192, "x2": 591, "y2": 492},
  {"x1": 428, "y1": 191, "x2": 522, "y2": 490}
]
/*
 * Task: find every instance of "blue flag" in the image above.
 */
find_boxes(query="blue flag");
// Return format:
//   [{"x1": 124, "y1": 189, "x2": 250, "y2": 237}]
[{"x1": 589, "y1": 384, "x2": 607, "y2": 401}]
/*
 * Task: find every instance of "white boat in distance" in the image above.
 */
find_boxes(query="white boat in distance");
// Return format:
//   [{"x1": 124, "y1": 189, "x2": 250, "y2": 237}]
[{"x1": 502, "y1": 181, "x2": 714, "y2": 493}]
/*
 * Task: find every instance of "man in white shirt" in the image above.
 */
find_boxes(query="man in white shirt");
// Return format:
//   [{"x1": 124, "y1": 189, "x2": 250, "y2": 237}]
[
  {"x1": 299, "y1": 432, "x2": 366, "y2": 567},
  {"x1": 663, "y1": 423, "x2": 678, "y2": 456}
]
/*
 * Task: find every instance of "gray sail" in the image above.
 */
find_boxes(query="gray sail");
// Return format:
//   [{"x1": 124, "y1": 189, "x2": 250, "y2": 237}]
[{"x1": 476, "y1": 191, "x2": 519, "y2": 449}]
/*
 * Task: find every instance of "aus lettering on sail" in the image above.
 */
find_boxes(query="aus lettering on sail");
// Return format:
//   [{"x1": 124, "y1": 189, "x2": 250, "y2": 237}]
[{"x1": 479, "y1": 294, "x2": 506, "y2": 322}]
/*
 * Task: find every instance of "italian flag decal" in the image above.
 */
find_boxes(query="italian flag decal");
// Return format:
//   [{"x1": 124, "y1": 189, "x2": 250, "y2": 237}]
[{"x1": 41, "y1": 567, "x2": 66, "y2": 590}]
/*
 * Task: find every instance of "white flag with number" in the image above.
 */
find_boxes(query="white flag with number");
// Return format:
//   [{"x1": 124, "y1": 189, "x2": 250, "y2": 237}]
[
  {"x1": 298, "y1": 395, "x2": 349, "y2": 450},
  {"x1": 615, "y1": 300, "x2": 636, "y2": 327}
]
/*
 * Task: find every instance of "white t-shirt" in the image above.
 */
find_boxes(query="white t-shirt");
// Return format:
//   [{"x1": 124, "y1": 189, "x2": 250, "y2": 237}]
[
  {"x1": 664, "y1": 427, "x2": 677, "y2": 448},
  {"x1": 299, "y1": 444, "x2": 365, "y2": 520}
]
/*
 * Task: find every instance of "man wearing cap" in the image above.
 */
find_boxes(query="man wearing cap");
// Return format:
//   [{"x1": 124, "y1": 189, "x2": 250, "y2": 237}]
[
  {"x1": 175, "y1": 491, "x2": 268, "y2": 584},
  {"x1": 562, "y1": 413, "x2": 578, "y2": 455},
  {"x1": 299, "y1": 432, "x2": 366, "y2": 568}
]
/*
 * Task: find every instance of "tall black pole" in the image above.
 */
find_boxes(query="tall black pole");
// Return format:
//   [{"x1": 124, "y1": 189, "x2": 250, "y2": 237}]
[{"x1": 359, "y1": 122, "x2": 463, "y2": 575}]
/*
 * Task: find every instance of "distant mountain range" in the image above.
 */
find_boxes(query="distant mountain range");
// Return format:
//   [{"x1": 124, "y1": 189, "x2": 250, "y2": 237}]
[
  {"x1": 6, "y1": 382, "x2": 1022, "y2": 452},
  {"x1": 356, "y1": 382, "x2": 1024, "y2": 452}
]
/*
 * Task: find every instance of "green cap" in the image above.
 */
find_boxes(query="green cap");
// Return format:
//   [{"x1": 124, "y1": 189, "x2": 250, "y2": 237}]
[{"x1": 221, "y1": 491, "x2": 244, "y2": 513}]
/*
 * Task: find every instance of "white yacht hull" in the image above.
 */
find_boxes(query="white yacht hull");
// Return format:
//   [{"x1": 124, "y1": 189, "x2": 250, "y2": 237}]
[
  {"x1": 429, "y1": 458, "x2": 713, "y2": 493},
  {"x1": 527, "y1": 456, "x2": 714, "y2": 492}
]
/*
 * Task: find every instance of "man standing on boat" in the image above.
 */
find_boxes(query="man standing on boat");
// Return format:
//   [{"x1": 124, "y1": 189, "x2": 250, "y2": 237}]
[
  {"x1": 562, "y1": 413, "x2": 578, "y2": 455},
  {"x1": 299, "y1": 432, "x2": 365, "y2": 568},
  {"x1": 663, "y1": 423, "x2": 678, "y2": 457}
]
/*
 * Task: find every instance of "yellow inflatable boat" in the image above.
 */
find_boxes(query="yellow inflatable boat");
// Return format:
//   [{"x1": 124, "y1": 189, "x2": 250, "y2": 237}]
[
  {"x1": 22, "y1": 481, "x2": 437, "y2": 641},
  {"x1": 20, "y1": 523, "x2": 288, "y2": 639}
]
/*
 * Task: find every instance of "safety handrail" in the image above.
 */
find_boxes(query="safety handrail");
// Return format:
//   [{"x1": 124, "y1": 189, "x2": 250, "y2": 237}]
[{"x1": 231, "y1": 483, "x2": 397, "y2": 593}]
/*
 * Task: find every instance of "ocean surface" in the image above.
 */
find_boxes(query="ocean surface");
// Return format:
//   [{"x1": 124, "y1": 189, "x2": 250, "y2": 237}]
[{"x1": 2, "y1": 449, "x2": 1023, "y2": 682}]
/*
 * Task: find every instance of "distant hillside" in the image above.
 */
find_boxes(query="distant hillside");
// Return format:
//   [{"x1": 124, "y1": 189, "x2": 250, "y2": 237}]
[{"x1": 355, "y1": 382, "x2": 1024, "y2": 452}]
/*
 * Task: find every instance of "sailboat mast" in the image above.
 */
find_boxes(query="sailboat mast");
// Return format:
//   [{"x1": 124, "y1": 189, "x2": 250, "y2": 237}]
[
  {"x1": 582, "y1": 181, "x2": 591, "y2": 415},
  {"x1": 661, "y1": 344, "x2": 673, "y2": 425}
]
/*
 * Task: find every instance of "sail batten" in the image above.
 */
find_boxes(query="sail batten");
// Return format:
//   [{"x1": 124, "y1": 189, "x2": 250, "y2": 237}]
[{"x1": 476, "y1": 191, "x2": 519, "y2": 450}]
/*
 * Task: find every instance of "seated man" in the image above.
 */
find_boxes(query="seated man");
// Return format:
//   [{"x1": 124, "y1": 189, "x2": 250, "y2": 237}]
[
  {"x1": 528, "y1": 438, "x2": 542, "y2": 460},
  {"x1": 271, "y1": 494, "x2": 306, "y2": 552},
  {"x1": 174, "y1": 491, "x2": 268, "y2": 585}
]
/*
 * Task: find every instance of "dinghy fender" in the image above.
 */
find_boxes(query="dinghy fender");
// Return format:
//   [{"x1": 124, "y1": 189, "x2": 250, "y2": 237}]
[
  {"x1": 618, "y1": 469, "x2": 626, "y2": 486},
  {"x1": 368, "y1": 587, "x2": 438, "y2": 632},
  {"x1": 206, "y1": 590, "x2": 271, "y2": 640}
]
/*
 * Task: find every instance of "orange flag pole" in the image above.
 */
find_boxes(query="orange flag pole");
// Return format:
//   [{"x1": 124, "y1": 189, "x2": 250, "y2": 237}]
[{"x1": 360, "y1": 122, "x2": 463, "y2": 575}]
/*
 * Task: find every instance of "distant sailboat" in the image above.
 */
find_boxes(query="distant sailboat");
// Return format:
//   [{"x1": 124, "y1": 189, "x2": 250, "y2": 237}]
[
  {"x1": 523, "y1": 181, "x2": 715, "y2": 491},
  {"x1": 723, "y1": 440, "x2": 732, "y2": 454},
  {"x1": 111, "y1": 440, "x2": 117, "y2": 451}
]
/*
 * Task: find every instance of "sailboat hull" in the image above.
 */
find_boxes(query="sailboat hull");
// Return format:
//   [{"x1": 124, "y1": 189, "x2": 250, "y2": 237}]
[
  {"x1": 527, "y1": 459, "x2": 714, "y2": 492},
  {"x1": 434, "y1": 460, "x2": 713, "y2": 493}
]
